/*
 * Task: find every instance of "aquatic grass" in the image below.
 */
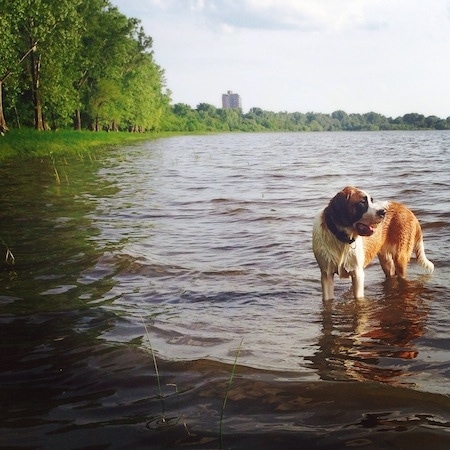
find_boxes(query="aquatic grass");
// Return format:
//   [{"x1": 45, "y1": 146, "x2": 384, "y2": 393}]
[
  {"x1": 140, "y1": 314, "x2": 163, "y2": 402},
  {"x1": 220, "y1": 338, "x2": 244, "y2": 450},
  {"x1": 50, "y1": 152, "x2": 61, "y2": 184},
  {"x1": 140, "y1": 314, "x2": 243, "y2": 446},
  {"x1": 140, "y1": 315, "x2": 170, "y2": 428},
  {"x1": 0, "y1": 237, "x2": 15, "y2": 265},
  {"x1": 140, "y1": 315, "x2": 192, "y2": 437}
]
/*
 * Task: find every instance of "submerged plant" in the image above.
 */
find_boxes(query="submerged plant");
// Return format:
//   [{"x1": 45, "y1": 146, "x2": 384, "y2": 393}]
[
  {"x1": 140, "y1": 315, "x2": 243, "y2": 446},
  {"x1": 141, "y1": 314, "x2": 186, "y2": 434},
  {"x1": 1, "y1": 237, "x2": 15, "y2": 265},
  {"x1": 140, "y1": 314, "x2": 163, "y2": 401},
  {"x1": 219, "y1": 338, "x2": 244, "y2": 449},
  {"x1": 50, "y1": 152, "x2": 61, "y2": 184}
]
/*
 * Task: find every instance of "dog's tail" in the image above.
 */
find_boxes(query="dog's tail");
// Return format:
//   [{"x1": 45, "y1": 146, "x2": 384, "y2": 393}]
[{"x1": 414, "y1": 228, "x2": 434, "y2": 274}]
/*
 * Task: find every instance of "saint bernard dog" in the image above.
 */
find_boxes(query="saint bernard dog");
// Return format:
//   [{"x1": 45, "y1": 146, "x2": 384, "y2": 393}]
[{"x1": 312, "y1": 186, "x2": 434, "y2": 300}]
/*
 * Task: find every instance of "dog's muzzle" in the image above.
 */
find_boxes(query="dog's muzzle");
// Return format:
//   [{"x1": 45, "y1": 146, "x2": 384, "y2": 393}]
[
  {"x1": 355, "y1": 207, "x2": 386, "y2": 236},
  {"x1": 377, "y1": 208, "x2": 386, "y2": 218}
]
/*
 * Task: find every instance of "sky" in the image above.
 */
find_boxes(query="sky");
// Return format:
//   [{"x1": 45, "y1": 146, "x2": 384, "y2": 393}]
[{"x1": 111, "y1": 0, "x2": 450, "y2": 118}]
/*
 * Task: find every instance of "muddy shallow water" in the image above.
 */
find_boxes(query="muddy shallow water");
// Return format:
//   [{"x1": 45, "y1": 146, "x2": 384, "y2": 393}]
[{"x1": 1, "y1": 131, "x2": 449, "y2": 448}]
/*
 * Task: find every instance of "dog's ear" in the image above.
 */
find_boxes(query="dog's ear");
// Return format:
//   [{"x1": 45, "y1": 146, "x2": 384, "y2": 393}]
[{"x1": 327, "y1": 188, "x2": 354, "y2": 226}]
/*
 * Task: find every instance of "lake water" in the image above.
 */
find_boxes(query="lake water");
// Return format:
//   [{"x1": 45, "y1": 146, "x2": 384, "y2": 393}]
[{"x1": 1, "y1": 131, "x2": 449, "y2": 449}]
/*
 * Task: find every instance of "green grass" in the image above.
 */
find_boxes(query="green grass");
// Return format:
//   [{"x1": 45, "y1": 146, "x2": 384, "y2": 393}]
[{"x1": 0, "y1": 128, "x2": 183, "y2": 160}]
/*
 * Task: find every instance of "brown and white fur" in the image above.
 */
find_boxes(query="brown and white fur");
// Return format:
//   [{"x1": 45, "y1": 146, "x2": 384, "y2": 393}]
[{"x1": 312, "y1": 186, "x2": 434, "y2": 300}]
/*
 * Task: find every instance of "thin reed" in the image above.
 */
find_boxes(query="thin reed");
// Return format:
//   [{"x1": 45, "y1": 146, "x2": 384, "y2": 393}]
[
  {"x1": 140, "y1": 315, "x2": 163, "y2": 401},
  {"x1": 140, "y1": 313, "x2": 244, "y2": 446},
  {"x1": 220, "y1": 338, "x2": 244, "y2": 449},
  {"x1": 0, "y1": 237, "x2": 15, "y2": 265}
]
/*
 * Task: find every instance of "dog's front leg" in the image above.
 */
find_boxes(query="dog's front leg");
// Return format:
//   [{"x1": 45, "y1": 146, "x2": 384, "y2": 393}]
[
  {"x1": 321, "y1": 271, "x2": 335, "y2": 300},
  {"x1": 351, "y1": 268, "x2": 365, "y2": 299}
]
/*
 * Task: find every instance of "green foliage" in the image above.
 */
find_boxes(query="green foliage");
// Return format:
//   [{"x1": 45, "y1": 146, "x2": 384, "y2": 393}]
[
  {"x1": 0, "y1": 0, "x2": 168, "y2": 133},
  {"x1": 163, "y1": 104, "x2": 450, "y2": 133}
]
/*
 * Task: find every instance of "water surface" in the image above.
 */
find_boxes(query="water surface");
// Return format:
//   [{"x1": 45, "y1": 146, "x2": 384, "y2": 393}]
[{"x1": 1, "y1": 131, "x2": 449, "y2": 448}]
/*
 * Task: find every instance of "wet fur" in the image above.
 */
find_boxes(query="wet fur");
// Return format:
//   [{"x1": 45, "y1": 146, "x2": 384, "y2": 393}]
[{"x1": 312, "y1": 187, "x2": 434, "y2": 300}]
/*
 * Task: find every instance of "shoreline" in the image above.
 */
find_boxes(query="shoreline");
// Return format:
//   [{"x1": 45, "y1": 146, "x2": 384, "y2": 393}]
[
  {"x1": 0, "y1": 129, "x2": 189, "y2": 161},
  {"x1": 1, "y1": 128, "x2": 448, "y2": 161}
]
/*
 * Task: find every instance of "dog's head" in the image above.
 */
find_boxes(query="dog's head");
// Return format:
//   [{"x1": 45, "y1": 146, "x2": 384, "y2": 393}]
[{"x1": 326, "y1": 186, "x2": 386, "y2": 238}]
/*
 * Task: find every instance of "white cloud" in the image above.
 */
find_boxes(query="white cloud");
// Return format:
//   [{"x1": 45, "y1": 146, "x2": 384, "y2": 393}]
[
  {"x1": 141, "y1": 0, "x2": 385, "y2": 31},
  {"x1": 112, "y1": 0, "x2": 450, "y2": 118}
]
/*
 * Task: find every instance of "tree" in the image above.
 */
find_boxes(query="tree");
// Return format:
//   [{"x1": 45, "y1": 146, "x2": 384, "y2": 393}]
[
  {"x1": 331, "y1": 110, "x2": 348, "y2": 122},
  {"x1": 74, "y1": 4, "x2": 168, "y2": 131},
  {"x1": 87, "y1": 78, "x2": 122, "y2": 131},
  {"x1": 76, "y1": 4, "x2": 138, "y2": 130},
  {"x1": 0, "y1": 0, "x2": 28, "y2": 133},
  {"x1": 123, "y1": 55, "x2": 168, "y2": 131},
  {"x1": 15, "y1": 0, "x2": 82, "y2": 130},
  {"x1": 363, "y1": 111, "x2": 389, "y2": 130},
  {"x1": 121, "y1": 26, "x2": 168, "y2": 131},
  {"x1": 72, "y1": 0, "x2": 111, "y2": 130},
  {"x1": 403, "y1": 113, "x2": 426, "y2": 129},
  {"x1": 0, "y1": 0, "x2": 169, "y2": 133}
]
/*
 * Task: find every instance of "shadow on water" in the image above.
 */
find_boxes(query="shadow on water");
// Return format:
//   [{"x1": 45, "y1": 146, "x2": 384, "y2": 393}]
[{"x1": 0, "y1": 155, "x2": 127, "y2": 446}]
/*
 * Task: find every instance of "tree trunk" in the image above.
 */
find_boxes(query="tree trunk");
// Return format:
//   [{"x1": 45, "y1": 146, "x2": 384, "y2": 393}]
[
  {"x1": 74, "y1": 109, "x2": 81, "y2": 130},
  {"x1": 0, "y1": 41, "x2": 38, "y2": 134},
  {"x1": 0, "y1": 81, "x2": 8, "y2": 135},
  {"x1": 34, "y1": 94, "x2": 44, "y2": 130},
  {"x1": 30, "y1": 49, "x2": 44, "y2": 131}
]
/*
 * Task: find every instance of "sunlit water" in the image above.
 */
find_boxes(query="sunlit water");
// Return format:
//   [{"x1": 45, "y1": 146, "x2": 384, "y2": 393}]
[{"x1": 1, "y1": 131, "x2": 449, "y2": 448}]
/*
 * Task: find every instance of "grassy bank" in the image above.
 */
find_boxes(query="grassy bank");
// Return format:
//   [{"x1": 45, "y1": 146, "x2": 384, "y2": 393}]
[{"x1": 0, "y1": 129, "x2": 182, "y2": 160}]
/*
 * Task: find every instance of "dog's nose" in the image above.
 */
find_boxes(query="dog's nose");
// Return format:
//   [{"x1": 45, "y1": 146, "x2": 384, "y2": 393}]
[{"x1": 377, "y1": 208, "x2": 386, "y2": 217}]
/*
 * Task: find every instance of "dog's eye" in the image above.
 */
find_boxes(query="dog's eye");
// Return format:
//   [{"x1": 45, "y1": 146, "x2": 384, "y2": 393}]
[{"x1": 355, "y1": 198, "x2": 368, "y2": 215}]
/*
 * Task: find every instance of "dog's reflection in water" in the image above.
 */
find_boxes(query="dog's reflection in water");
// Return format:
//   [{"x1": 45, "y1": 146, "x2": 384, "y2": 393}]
[{"x1": 309, "y1": 277, "x2": 432, "y2": 386}]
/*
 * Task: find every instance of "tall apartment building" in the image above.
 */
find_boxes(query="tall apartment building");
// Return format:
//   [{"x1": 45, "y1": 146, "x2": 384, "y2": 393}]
[{"x1": 222, "y1": 90, "x2": 242, "y2": 109}]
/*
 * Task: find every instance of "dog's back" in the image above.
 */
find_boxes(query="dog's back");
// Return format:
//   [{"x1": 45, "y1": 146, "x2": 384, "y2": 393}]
[{"x1": 363, "y1": 202, "x2": 434, "y2": 277}]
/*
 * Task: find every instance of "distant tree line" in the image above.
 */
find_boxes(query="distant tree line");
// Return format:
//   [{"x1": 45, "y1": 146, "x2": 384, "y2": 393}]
[
  {"x1": 161, "y1": 104, "x2": 450, "y2": 132},
  {"x1": 0, "y1": 0, "x2": 169, "y2": 133}
]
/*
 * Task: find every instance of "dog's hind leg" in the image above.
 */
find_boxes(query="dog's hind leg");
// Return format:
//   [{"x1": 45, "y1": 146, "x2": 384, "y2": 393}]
[
  {"x1": 394, "y1": 253, "x2": 409, "y2": 279},
  {"x1": 378, "y1": 252, "x2": 396, "y2": 278}
]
